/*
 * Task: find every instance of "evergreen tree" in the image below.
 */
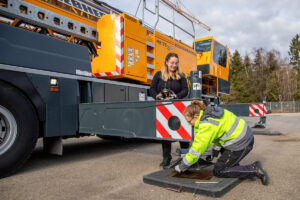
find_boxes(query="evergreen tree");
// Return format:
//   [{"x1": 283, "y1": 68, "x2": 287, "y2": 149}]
[
  {"x1": 230, "y1": 50, "x2": 243, "y2": 102},
  {"x1": 241, "y1": 54, "x2": 254, "y2": 102},
  {"x1": 288, "y1": 34, "x2": 300, "y2": 100},
  {"x1": 252, "y1": 48, "x2": 267, "y2": 102},
  {"x1": 289, "y1": 34, "x2": 300, "y2": 71}
]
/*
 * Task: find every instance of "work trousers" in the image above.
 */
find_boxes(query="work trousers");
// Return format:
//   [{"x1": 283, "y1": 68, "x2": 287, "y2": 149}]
[
  {"x1": 213, "y1": 138, "x2": 256, "y2": 179},
  {"x1": 162, "y1": 141, "x2": 189, "y2": 159}
]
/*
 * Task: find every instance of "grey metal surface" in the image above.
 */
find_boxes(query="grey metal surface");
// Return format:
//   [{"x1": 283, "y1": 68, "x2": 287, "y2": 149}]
[
  {"x1": 0, "y1": 0, "x2": 98, "y2": 42},
  {"x1": 28, "y1": 74, "x2": 79, "y2": 137},
  {"x1": 92, "y1": 82, "x2": 105, "y2": 103},
  {"x1": 79, "y1": 101, "x2": 157, "y2": 138},
  {"x1": 104, "y1": 84, "x2": 127, "y2": 102},
  {"x1": 220, "y1": 103, "x2": 250, "y2": 117},
  {"x1": 189, "y1": 71, "x2": 202, "y2": 99},
  {"x1": 128, "y1": 87, "x2": 147, "y2": 101},
  {"x1": 0, "y1": 22, "x2": 91, "y2": 75},
  {"x1": 0, "y1": 63, "x2": 149, "y2": 89},
  {"x1": 143, "y1": 168, "x2": 241, "y2": 197}
]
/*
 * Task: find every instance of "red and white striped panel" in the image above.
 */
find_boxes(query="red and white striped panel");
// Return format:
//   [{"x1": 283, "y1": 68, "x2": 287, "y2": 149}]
[
  {"x1": 156, "y1": 101, "x2": 192, "y2": 140},
  {"x1": 249, "y1": 104, "x2": 267, "y2": 116},
  {"x1": 94, "y1": 15, "x2": 124, "y2": 78}
]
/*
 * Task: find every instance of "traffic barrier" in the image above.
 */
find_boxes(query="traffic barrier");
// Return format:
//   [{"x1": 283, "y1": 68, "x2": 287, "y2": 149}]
[{"x1": 249, "y1": 104, "x2": 267, "y2": 117}]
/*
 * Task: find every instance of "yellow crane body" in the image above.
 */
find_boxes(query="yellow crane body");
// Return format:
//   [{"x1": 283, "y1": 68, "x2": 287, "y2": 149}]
[{"x1": 92, "y1": 13, "x2": 197, "y2": 85}]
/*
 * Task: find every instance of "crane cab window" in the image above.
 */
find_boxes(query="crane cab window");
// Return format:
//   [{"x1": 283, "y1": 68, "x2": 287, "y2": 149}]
[
  {"x1": 194, "y1": 39, "x2": 211, "y2": 52},
  {"x1": 213, "y1": 41, "x2": 227, "y2": 68}
]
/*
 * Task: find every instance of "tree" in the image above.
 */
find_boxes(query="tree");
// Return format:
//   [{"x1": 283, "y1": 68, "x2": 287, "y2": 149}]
[
  {"x1": 252, "y1": 48, "x2": 267, "y2": 102},
  {"x1": 289, "y1": 34, "x2": 300, "y2": 100},
  {"x1": 230, "y1": 50, "x2": 243, "y2": 102},
  {"x1": 289, "y1": 34, "x2": 300, "y2": 71}
]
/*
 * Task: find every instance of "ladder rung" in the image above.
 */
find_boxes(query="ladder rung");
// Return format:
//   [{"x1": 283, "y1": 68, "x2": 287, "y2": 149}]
[
  {"x1": 147, "y1": 74, "x2": 153, "y2": 80},
  {"x1": 147, "y1": 52, "x2": 155, "y2": 59},
  {"x1": 147, "y1": 63, "x2": 155, "y2": 69},
  {"x1": 147, "y1": 41, "x2": 155, "y2": 48}
]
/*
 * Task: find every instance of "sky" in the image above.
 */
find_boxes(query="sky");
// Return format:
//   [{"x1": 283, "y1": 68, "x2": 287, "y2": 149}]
[{"x1": 100, "y1": 0, "x2": 300, "y2": 59}]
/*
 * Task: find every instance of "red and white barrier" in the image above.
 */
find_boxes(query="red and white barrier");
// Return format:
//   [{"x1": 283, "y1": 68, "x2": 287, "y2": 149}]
[
  {"x1": 94, "y1": 15, "x2": 124, "y2": 77},
  {"x1": 249, "y1": 104, "x2": 267, "y2": 116},
  {"x1": 156, "y1": 101, "x2": 192, "y2": 140}
]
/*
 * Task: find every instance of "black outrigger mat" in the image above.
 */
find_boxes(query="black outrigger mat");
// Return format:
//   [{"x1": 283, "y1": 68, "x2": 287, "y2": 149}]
[
  {"x1": 143, "y1": 167, "x2": 242, "y2": 198},
  {"x1": 252, "y1": 128, "x2": 281, "y2": 135}
]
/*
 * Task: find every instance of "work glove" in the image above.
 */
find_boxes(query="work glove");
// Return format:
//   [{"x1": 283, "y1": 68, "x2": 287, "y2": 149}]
[
  {"x1": 169, "y1": 90, "x2": 177, "y2": 99},
  {"x1": 164, "y1": 91, "x2": 177, "y2": 100},
  {"x1": 206, "y1": 149, "x2": 220, "y2": 162},
  {"x1": 174, "y1": 161, "x2": 190, "y2": 173},
  {"x1": 155, "y1": 93, "x2": 164, "y2": 100},
  {"x1": 174, "y1": 165, "x2": 182, "y2": 173}
]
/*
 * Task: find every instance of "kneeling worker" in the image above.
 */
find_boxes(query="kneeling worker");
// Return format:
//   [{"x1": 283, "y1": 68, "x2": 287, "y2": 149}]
[{"x1": 175, "y1": 100, "x2": 269, "y2": 185}]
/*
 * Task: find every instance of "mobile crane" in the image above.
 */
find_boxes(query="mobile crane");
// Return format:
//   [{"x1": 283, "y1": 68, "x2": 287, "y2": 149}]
[{"x1": 0, "y1": 0, "x2": 232, "y2": 178}]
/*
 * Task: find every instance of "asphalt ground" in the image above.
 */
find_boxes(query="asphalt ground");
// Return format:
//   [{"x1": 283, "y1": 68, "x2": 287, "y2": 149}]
[{"x1": 1, "y1": 113, "x2": 300, "y2": 200}]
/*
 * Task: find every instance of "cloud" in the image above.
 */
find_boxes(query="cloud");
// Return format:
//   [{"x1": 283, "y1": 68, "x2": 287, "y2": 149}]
[{"x1": 99, "y1": 0, "x2": 300, "y2": 58}]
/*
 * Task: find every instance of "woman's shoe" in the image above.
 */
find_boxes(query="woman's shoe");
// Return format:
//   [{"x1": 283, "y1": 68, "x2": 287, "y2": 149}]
[{"x1": 160, "y1": 156, "x2": 172, "y2": 167}]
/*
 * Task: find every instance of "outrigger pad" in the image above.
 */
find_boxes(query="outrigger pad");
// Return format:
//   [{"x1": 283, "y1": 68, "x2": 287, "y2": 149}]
[
  {"x1": 143, "y1": 166, "x2": 242, "y2": 198},
  {"x1": 252, "y1": 128, "x2": 281, "y2": 135}
]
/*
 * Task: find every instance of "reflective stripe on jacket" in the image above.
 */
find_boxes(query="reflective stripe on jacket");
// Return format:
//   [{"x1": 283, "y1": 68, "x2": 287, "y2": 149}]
[{"x1": 182, "y1": 106, "x2": 248, "y2": 167}]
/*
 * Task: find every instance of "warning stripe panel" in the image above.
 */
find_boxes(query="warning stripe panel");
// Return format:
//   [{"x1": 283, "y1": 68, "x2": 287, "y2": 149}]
[
  {"x1": 177, "y1": 126, "x2": 192, "y2": 140},
  {"x1": 256, "y1": 104, "x2": 267, "y2": 114},
  {"x1": 249, "y1": 104, "x2": 266, "y2": 116},
  {"x1": 156, "y1": 108, "x2": 181, "y2": 139},
  {"x1": 156, "y1": 102, "x2": 192, "y2": 140},
  {"x1": 173, "y1": 101, "x2": 186, "y2": 114},
  {"x1": 156, "y1": 104, "x2": 173, "y2": 120},
  {"x1": 156, "y1": 119, "x2": 170, "y2": 138}
]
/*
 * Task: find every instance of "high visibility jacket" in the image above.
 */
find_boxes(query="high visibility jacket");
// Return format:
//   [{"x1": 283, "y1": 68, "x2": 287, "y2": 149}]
[{"x1": 180, "y1": 105, "x2": 252, "y2": 168}]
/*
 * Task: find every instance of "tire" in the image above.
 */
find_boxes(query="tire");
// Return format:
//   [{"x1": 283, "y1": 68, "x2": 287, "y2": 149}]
[{"x1": 0, "y1": 82, "x2": 39, "y2": 178}]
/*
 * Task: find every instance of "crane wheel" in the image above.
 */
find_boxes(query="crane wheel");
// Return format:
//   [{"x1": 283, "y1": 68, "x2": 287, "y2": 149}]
[{"x1": 0, "y1": 82, "x2": 39, "y2": 178}]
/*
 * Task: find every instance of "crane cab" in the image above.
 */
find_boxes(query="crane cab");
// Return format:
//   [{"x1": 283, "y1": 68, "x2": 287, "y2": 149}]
[{"x1": 194, "y1": 36, "x2": 231, "y2": 95}]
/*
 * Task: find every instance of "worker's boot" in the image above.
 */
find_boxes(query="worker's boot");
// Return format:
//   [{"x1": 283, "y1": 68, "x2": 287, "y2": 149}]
[
  {"x1": 253, "y1": 161, "x2": 269, "y2": 185},
  {"x1": 160, "y1": 156, "x2": 172, "y2": 168}
]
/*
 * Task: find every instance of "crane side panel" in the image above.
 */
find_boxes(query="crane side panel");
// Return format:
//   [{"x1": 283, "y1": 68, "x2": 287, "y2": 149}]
[
  {"x1": 92, "y1": 14, "x2": 117, "y2": 74},
  {"x1": 122, "y1": 14, "x2": 147, "y2": 82},
  {"x1": 153, "y1": 31, "x2": 176, "y2": 75},
  {"x1": 174, "y1": 42, "x2": 197, "y2": 78}
]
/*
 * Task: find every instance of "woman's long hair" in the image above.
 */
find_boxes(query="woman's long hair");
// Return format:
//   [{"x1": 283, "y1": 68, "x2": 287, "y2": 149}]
[
  {"x1": 161, "y1": 52, "x2": 183, "y2": 82},
  {"x1": 184, "y1": 100, "x2": 206, "y2": 118}
]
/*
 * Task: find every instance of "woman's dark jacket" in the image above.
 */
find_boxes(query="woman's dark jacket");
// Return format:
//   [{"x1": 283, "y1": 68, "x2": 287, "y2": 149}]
[{"x1": 150, "y1": 71, "x2": 188, "y2": 99}]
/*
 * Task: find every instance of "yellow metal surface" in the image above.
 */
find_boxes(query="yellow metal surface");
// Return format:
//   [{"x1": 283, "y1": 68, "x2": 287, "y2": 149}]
[
  {"x1": 92, "y1": 13, "x2": 147, "y2": 82},
  {"x1": 92, "y1": 14, "x2": 117, "y2": 75},
  {"x1": 210, "y1": 40, "x2": 230, "y2": 81},
  {"x1": 122, "y1": 13, "x2": 147, "y2": 82},
  {"x1": 149, "y1": 31, "x2": 197, "y2": 82},
  {"x1": 194, "y1": 36, "x2": 230, "y2": 94},
  {"x1": 174, "y1": 40, "x2": 197, "y2": 77}
]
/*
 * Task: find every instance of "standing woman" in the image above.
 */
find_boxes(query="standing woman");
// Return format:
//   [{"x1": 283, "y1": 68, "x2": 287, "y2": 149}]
[
  {"x1": 150, "y1": 52, "x2": 189, "y2": 167},
  {"x1": 175, "y1": 100, "x2": 269, "y2": 185}
]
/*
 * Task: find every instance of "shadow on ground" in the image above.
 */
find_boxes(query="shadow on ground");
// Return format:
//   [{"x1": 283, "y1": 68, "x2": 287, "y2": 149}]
[{"x1": 20, "y1": 137, "x2": 158, "y2": 175}]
